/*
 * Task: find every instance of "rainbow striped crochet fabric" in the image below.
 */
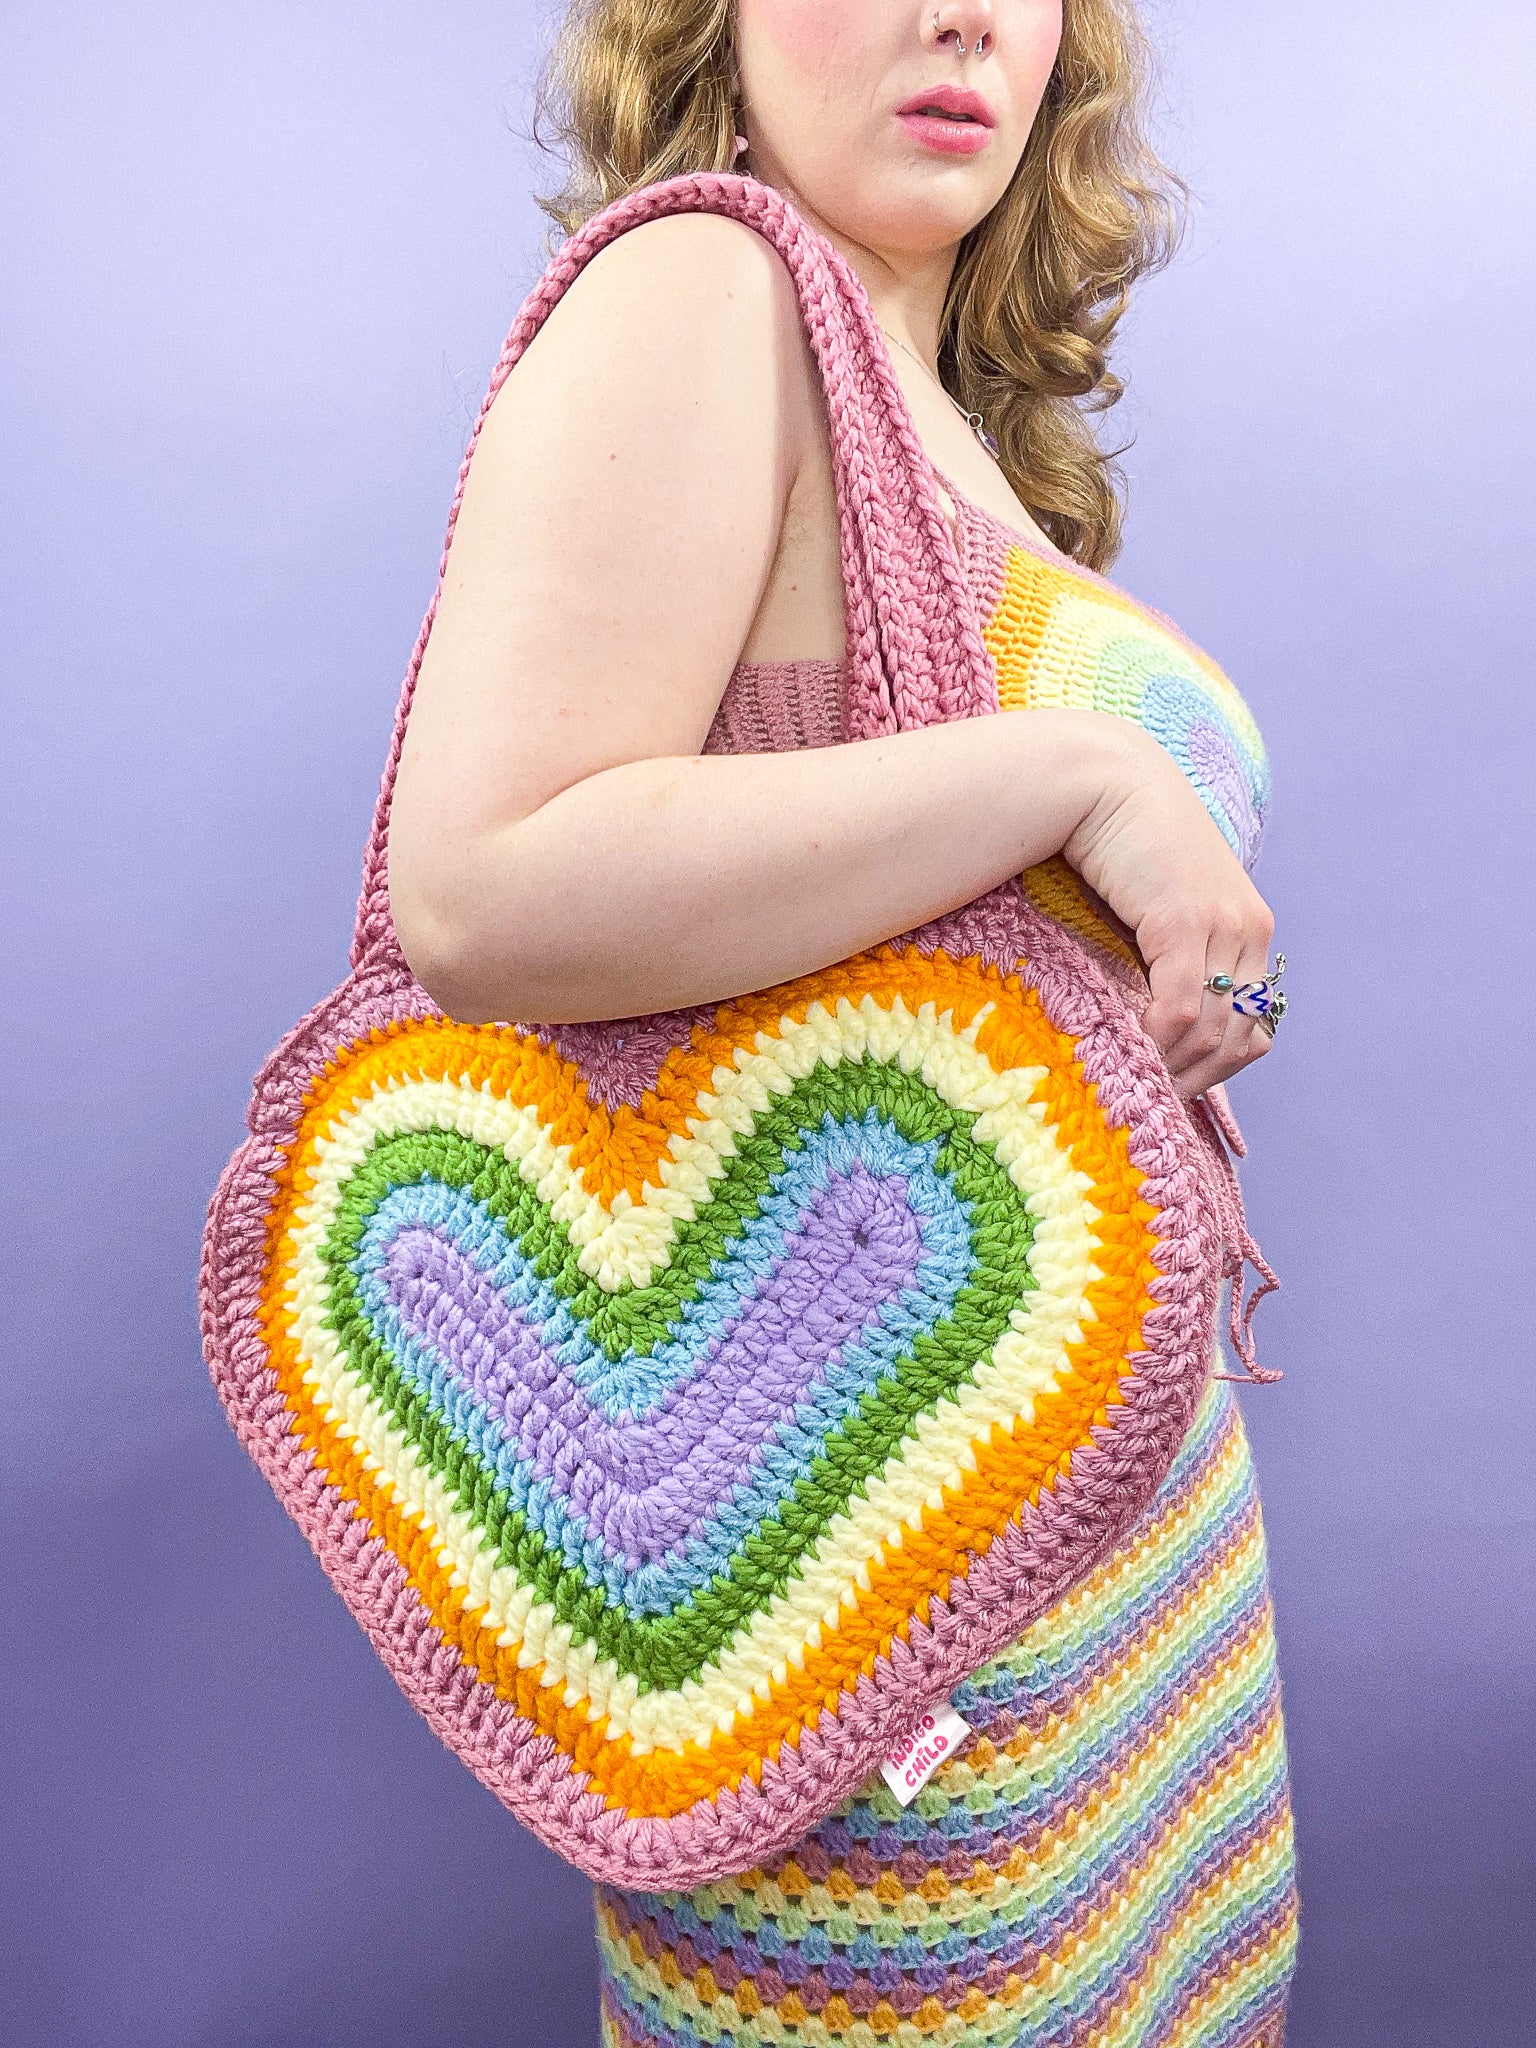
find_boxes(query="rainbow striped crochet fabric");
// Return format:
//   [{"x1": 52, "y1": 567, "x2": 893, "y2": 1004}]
[
  {"x1": 594, "y1": 1378, "x2": 1297, "y2": 2048},
  {"x1": 202, "y1": 177, "x2": 1292, "y2": 1973},
  {"x1": 592, "y1": 471, "x2": 1296, "y2": 2040},
  {"x1": 250, "y1": 929, "x2": 1230, "y2": 1875},
  {"x1": 930, "y1": 466, "x2": 1272, "y2": 982},
  {"x1": 946, "y1": 464, "x2": 1270, "y2": 874}
]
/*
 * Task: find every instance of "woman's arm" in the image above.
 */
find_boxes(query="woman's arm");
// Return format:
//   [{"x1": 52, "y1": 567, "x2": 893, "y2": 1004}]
[{"x1": 388, "y1": 213, "x2": 1272, "y2": 1099}]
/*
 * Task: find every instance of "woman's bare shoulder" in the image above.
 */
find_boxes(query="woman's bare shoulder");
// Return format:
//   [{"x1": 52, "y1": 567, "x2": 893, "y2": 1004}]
[
  {"x1": 539, "y1": 205, "x2": 812, "y2": 353},
  {"x1": 482, "y1": 206, "x2": 821, "y2": 518},
  {"x1": 388, "y1": 206, "x2": 826, "y2": 969},
  {"x1": 558, "y1": 202, "x2": 802, "y2": 305}
]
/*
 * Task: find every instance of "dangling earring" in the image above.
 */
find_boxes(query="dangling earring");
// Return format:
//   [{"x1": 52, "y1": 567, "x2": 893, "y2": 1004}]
[{"x1": 733, "y1": 130, "x2": 749, "y2": 163}]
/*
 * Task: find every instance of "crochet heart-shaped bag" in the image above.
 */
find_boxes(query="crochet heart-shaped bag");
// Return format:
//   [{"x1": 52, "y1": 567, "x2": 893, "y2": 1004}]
[{"x1": 200, "y1": 172, "x2": 1275, "y2": 1890}]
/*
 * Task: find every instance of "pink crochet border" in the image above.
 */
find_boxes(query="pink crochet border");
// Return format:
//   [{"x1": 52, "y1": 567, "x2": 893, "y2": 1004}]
[
  {"x1": 199, "y1": 172, "x2": 1260, "y2": 1888},
  {"x1": 200, "y1": 907, "x2": 1222, "y2": 1889}
]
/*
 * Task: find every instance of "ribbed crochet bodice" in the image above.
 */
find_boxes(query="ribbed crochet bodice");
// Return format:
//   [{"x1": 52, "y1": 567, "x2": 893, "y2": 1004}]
[
  {"x1": 705, "y1": 467, "x2": 1270, "y2": 887},
  {"x1": 704, "y1": 656, "x2": 847, "y2": 753}
]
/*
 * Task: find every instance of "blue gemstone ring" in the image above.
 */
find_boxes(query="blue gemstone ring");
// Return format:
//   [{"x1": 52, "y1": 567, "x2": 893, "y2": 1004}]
[{"x1": 1228, "y1": 954, "x2": 1288, "y2": 1038}]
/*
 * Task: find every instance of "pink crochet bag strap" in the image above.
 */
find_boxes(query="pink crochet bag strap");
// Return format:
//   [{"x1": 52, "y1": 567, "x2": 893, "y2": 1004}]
[
  {"x1": 348, "y1": 170, "x2": 998, "y2": 974},
  {"x1": 337, "y1": 169, "x2": 1277, "y2": 1381}
]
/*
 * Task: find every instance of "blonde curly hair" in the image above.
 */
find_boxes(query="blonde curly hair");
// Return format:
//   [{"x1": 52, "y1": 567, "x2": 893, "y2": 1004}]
[{"x1": 528, "y1": 1, "x2": 1185, "y2": 571}]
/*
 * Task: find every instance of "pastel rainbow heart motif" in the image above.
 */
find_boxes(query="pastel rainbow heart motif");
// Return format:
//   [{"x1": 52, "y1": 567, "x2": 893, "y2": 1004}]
[{"x1": 259, "y1": 946, "x2": 1166, "y2": 1820}]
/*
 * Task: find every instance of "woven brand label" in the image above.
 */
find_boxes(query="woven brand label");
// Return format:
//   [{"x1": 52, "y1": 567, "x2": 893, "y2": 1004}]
[{"x1": 879, "y1": 1701, "x2": 973, "y2": 1805}]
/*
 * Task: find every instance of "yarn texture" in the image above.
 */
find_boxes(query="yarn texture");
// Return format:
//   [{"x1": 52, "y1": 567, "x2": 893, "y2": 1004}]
[
  {"x1": 591, "y1": 425, "x2": 1297, "y2": 2048},
  {"x1": 199, "y1": 173, "x2": 1283, "y2": 1896},
  {"x1": 596, "y1": 1381, "x2": 1296, "y2": 2047}
]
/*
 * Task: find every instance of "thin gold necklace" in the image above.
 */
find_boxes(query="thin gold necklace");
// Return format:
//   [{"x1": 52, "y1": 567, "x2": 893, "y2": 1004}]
[{"x1": 878, "y1": 322, "x2": 1001, "y2": 460}]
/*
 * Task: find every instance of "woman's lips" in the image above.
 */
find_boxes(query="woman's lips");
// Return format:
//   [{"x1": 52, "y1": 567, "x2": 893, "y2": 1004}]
[{"x1": 895, "y1": 111, "x2": 993, "y2": 157}]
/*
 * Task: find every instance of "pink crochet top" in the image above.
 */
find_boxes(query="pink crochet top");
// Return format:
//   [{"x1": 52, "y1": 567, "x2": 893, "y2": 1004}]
[
  {"x1": 703, "y1": 460, "x2": 1270, "y2": 895},
  {"x1": 704, "y1": 473, "x2": 1035, "y2": 755},
  {"x1": 703, "y1": 654, "x2": 848, "y2": 753}
]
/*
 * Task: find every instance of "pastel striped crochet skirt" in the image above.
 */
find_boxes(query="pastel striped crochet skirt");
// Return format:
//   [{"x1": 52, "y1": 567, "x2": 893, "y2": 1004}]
[{"x1": 593, "y1": 1378, "x2": 1298, "y2": 2046}]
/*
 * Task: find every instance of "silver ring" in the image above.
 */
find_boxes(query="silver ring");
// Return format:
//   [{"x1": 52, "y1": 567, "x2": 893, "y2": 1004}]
[
  {"x1": 934, "y1": 12, "x2": 989, "y2": 55},
  {"x1": 1230, "y1": 954, "x2": 1288, "y2": 1035}
]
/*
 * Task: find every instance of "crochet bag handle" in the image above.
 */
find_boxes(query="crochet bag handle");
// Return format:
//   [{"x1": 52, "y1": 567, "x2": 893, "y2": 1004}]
[{"x1": 348, "y1": 171, "x2": 998, "y2": 973}]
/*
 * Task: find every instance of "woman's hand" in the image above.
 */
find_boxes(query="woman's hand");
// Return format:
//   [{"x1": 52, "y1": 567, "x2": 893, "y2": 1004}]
[{"x1": 1062, "y1": 720, "x2": 1277, "y2": 1101}]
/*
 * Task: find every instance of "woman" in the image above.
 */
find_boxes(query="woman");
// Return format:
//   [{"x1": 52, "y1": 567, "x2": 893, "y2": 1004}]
[{"x1": 387, "y1": 2, "x2": 1299, "y2": 2041}]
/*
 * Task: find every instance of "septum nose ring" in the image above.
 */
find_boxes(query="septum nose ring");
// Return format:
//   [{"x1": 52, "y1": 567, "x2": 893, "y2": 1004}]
[{"x1": 934, "y1": 12, "x2": 991, "y2": 55}]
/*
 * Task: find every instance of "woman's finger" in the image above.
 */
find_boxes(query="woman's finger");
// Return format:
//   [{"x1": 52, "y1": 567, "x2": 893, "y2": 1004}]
[
  {"x1": 1141, "y1": 919, "x2": 1217, "y2": 1066},
  {"x1": 1172, "y1": 1017, "x2": 1271, "y2": 1102},
  {"x1": 1151, "y1": 918, "x2": 1244, "y2": 1078},
  {"x1": 1172, "y1": 930, "x2": 1278, "y2": 1099}
]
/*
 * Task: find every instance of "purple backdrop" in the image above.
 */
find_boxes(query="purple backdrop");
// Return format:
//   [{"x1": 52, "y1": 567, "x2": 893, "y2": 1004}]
[{"x1": 5, "y1": 4, "x2": 1532, "y2": 2043}]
